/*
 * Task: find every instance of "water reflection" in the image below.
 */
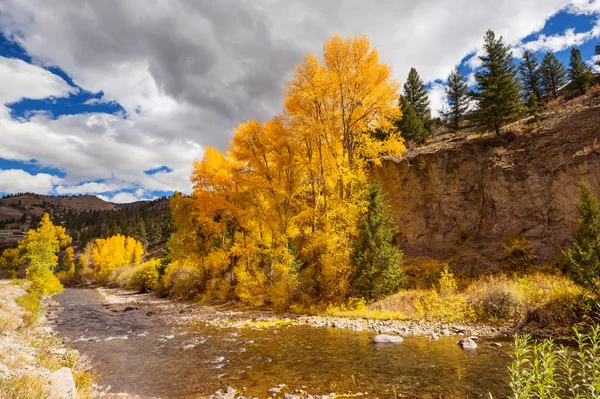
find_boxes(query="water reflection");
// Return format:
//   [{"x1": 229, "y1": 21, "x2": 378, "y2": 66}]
[{"x1": 54, "y1": 288, "x2": 512, "y2": 398}]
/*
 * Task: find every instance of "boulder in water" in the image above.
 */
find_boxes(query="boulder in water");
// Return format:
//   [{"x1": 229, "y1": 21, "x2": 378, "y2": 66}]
[
  {"x1": 373, "y1": 334, "x2": 403, "y2": 343},
  {"x1": 457, "y1": 338, "x2": 478, "y2": 350}
]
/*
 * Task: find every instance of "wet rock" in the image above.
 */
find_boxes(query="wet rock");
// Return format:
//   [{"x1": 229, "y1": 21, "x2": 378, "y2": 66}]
[
  {"x1": 49, "y1": 367, "x2": 77, "y2": 399},
  {"x1": 457, "y1": 338, "x2": 478, "y2": 350},
  {"x1": 373, "y1": 334, "x2": 403, "y2": 343}
]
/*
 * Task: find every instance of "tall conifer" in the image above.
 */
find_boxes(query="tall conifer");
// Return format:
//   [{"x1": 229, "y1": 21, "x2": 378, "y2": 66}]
[
  {"x1": 472, "y1": 30, "x2": 523, "y2": 135},
  {"x1": 540, "y1": 52, "x2": 567, "y2": 99}
]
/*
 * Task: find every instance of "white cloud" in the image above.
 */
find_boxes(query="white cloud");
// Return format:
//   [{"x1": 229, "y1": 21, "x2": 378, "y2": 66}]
[
  {"x1": 0, "y1": 57, "x2": 75, "y2": 104},
  {"x1": 0, "y1": 0, "x2": 596, "y2": 202},
  {"x1": 0, "y1": 169, "x2": 61, "y2": 194},
  {"x1": 519, "y1": 27, "x2": 598, "y2": 53},
  {"x1": 54, "y1": 181, "x2": 129, "y2": 195},
  {"x1": 98, "y1": 191, "x2": 154, "y2": 204},
  {"x1": 567, "y1": 0, "x2": 600, "y2": 15},
  {"x1": 428, "y1": 82, "x2": 448, "y2": 118}
]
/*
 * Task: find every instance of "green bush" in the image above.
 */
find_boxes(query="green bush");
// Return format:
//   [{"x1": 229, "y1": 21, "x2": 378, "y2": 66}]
[{"x1": 504, "y1": 325, "x2": 600, "y2": 398}]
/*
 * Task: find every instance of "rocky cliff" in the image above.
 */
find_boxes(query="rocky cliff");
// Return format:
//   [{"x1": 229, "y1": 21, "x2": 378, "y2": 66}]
[{"x1": 374, "y1": 99, "x2": 600, "y2": 269}]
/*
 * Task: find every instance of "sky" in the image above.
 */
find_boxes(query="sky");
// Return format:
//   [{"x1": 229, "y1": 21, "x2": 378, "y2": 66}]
[{"x1": 0, "y1": 0, "x2": 599, "y2": 203}]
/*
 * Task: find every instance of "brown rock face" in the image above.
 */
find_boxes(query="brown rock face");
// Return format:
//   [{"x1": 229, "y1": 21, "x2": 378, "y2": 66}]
[{"x1": 373, "y1": 107, "x2": 600, "y2": 268}]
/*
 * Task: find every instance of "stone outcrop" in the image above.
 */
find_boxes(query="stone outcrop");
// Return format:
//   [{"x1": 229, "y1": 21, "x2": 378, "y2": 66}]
[{"x1": 374, "y1": 104, "x2": 600, "y2": 268}]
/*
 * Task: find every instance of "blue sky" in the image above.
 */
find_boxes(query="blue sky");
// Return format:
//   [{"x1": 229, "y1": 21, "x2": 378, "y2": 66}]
[{"x1": 0, "y1": 1, "x2": 599, "y2": 203}]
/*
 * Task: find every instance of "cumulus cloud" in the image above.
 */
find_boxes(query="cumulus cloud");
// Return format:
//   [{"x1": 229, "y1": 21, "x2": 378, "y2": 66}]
[
  {"x1": 0, "y1": 0, "x2": 597, "y2": 201},
  {"x1": 0, "y1": 57, "x2": 75, "y2": 103},
  {"x1": 519, "y1": 28, "x2": 598, "y2": 54},
  {"x1": 0, "y1": 169, "x2": 62, "y2": 194}
]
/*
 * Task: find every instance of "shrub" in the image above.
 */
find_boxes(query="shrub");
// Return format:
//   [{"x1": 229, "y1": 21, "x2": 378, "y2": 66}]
[
  {"x1": 438, "y1": 265, "x2": 457, "y2": 297},
  {"x1": 403, "y1": 258, "x2": 446, "y2": 289},
  {"x1": 503, "y1": 233, "x2": 536, "y2": 272},
  {"x1": 130, "y1": 260, "x2": 161, "y2": 292},
  {"x1": 467, "y1": 276, "x2": 522, "y2": 321},
  {"x1": 162, "y1": 260, "x2": 206, "y2": 299},
  {"x1": 502, "y1": 325, "x2": 600, "y2": 398}
]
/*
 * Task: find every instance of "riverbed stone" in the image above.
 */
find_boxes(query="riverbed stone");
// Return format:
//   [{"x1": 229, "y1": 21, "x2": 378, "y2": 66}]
[
  {"x1": 457, "y1": 338, "x2": 477, "y2": 350},
  {"x1": 50, "y1": 367, "x2": 77, "y2": 399},
  {"x1": 373, "y1": 334, "x2": 403, "y2": 343}
]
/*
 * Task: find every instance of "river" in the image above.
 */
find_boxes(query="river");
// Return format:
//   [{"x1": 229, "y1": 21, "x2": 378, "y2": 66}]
[{"x1": 53, "y1": 288, "x2": 513, "y2": 398}]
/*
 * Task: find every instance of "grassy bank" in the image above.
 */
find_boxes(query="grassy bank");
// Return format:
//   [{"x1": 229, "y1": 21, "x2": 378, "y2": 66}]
[
  {"x1": 323, "y1": 265, "x2": 592, "y2": 334},
  {"x1": 0, "y1": 280, "x2": 97, "y2": 399}
]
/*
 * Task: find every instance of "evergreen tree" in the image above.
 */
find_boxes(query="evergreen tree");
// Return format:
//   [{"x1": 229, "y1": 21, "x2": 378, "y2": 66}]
[
  {"x1": 595, "y1": 42, "x2": 600, "y2": 69},
  {"x1": 397, "y1": 96, "x2": 427, "y2": 143},
  {"x1": 441, "y1": 67, "x2": 470, "y2": 131},
  {"x1": 569, "y1": 47, "x2": 593, "y2": 95},
  {"x1": 565, "y1": 185, "x2": 600, "y2": 295},
  {"x1": 352, "y1": 183, "x2": 404, "y2": 299},
  {"x1": 472, "y1": 30, "x2": 523, "y2": 135},
  {"x1": 540, "y1": 52, "x2": 567, "y2": 99},
  {"x1": 403, "y1": 67, "x2": 432, "y2": 132},
  {"x1": 519, "y1": 49, "x2": 542, "y2": 100},
  {"x1": 526, "y1": 92, "x2": 538, "y2": 117}
]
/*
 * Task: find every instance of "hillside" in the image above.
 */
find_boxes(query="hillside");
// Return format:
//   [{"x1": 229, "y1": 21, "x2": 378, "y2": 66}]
[
  {"x1": 0, "y1": 194, "x2": 171, "y2": 254},
  {"x1": 374, "y1": 90, "x2": 600, "y2": 270}
]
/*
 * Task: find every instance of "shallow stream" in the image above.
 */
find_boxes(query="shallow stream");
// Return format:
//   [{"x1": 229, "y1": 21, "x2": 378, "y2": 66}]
[{"x1": 53, "y1": 288, "x2": 513, "y2": 398}]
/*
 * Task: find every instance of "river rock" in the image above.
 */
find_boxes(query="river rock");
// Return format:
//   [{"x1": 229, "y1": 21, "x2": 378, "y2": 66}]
[
  {"x1": 373, "y1": 334, "x2": 403, "y2": 343},
  {"x1": 50, "y1": 367, "x2": 77, "y2": 399},
  {"x1": 457, "y1": 338, "x2": 478, "y2": 350}
]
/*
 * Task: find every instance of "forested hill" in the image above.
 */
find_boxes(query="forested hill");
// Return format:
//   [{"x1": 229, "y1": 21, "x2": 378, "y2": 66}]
[{"x1": 0, "y1": 193, "x2": 172, "y2": 253}]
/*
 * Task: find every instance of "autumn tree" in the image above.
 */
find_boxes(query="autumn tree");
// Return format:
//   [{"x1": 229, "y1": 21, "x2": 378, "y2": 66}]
[
  {"x1": 89, "y1": 234, "x2": 144, "y2": 283},
  {"x1": 540, "y1": 52, "x2": 567, "y2": 99},
  {"x1": 0, "y1": 247, "x2": 24, "y2": 278},
  {"x1": 170, "y1": 35, "x2": 406, "y2": 306},
  {"x1": 441, "y1": 67, "x2": 470, "y2": 131},
  {"x1": 352, "y1": 183, "x2": 404, "y2": 299},
  {"x1": 519, "y1": 49, "x2": 542, "y2": 101},
  {"x1": 569, "y1": 47, "x2": 594, "y2": 95},
  {"x1": 403, "y1": 68, "x2": 432, "y2": 134},
  {"x1": 472, "y1": 30, "x2": 523, "y2": 135},
  {"x1": 18, "y1": 213, "x2": 71, "y2": 294}
]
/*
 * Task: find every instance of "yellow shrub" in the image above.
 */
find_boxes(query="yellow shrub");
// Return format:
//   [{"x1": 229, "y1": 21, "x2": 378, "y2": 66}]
[
  {"x1": 438, "y1": 265, "x2": 457, "y2": 297},
  {"x1": 502, "y1": 234, "x2": 536, "y2": 271},
  {"x1": 162, "y1": 259, "x2": 206, "y2": 299},
  {"x1": 130, "y1": 260, "x2": 161, "y2": 292},
  {"x1": 403, "y1": 258, "x2": 446, "y2": 289}
]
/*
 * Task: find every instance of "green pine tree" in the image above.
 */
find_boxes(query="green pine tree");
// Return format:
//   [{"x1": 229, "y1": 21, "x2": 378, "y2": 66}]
[
  {"x1": 403, "y1": 67, "x2": 433, "y2": 133},
  {"x1": 352, "y1": 183, "x2": 404, "y2": 300},
  {"x1": 441, "y1": 67, "x2": 470, "y2": 131},
  {"x1": 519, "y1": 49, "x2": 542, "y2": 100},
  {"x1": 540, "y1": 52, "x2": 567, "y2": 99},
  {"x1": 472, "y1": 30, "x2": 523, "y2": 135},
  {"x1": 565, "y1": 185, "x2": 600, "y2": 295},
  {"x1": 595, "y1": 42, "x2": 600, "y2": 69},
  {"x1": 397, "y1": 96, "x2": 427, "y2": 143},
  {"x1": 526, "y1": 92, "x2": 538, "y2": 117},
  {"x1": 569, "y1": 47, "x2": 594, "y2": 95}
]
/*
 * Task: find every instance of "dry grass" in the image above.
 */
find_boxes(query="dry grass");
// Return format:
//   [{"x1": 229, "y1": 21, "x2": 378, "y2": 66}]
[
  {"x1": 326, "y1": 271, "x2": 589, "y2": 326},
  {"x1": 0, "y1": 374, "x2": 49, "y2": 399}
]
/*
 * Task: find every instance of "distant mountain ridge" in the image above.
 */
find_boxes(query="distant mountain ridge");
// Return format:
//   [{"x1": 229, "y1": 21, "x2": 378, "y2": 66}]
[{"x1": 0, "y1": 193, "x2": 171, "y2": 255}]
